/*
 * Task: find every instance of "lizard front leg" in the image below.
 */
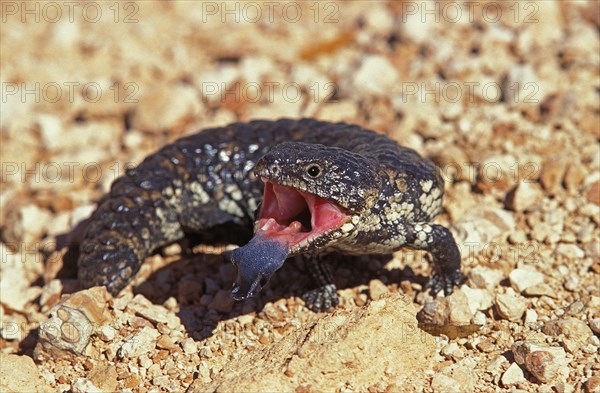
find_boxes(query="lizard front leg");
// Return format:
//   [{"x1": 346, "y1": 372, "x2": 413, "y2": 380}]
[
  {"x1": 300, "y1": 253, "x2": 339, "y2": 312},
  {"x1": 404, "y1": 223, "x2": 462, "y2": 296}
]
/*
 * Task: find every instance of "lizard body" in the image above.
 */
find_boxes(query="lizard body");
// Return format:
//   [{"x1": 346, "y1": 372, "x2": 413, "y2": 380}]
[{"x1": 78, "y1": 119, "x2": 462, "y2": 310}]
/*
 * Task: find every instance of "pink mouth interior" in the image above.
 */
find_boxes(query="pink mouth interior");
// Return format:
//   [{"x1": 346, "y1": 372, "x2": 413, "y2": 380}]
[{"x1": 256, "y1": 180, "x2": 350, "y2": 249}]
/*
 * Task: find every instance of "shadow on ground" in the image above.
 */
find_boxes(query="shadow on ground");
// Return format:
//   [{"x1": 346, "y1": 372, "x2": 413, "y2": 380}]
[{"x1": 44, "y1": 226, "x2": 430, "y2": 343}]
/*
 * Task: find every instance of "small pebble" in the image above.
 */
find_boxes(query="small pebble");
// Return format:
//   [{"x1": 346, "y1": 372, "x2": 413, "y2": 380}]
[{"x1": 496, "y1": 292, "x2": 527, "y2": 322}]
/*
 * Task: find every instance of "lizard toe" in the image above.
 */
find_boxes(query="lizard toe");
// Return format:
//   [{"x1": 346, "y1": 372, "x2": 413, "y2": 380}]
[
  {"x1": 428, "y1": 269, "x2": 462, "y2": 296},
  {"x1": 302, "y1": 284, "x2": 339, "y2": 312}
]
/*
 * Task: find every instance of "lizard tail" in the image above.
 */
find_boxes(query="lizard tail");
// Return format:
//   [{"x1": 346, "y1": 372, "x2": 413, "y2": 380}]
[{"x1": 78, "y1": 177, "x2": 184, "y2": 295}]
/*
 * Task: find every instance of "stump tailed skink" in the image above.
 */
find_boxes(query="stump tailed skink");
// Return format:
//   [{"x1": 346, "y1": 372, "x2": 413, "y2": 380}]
[{"x1": 78, "y1": 119, "x2": 462, "y2": 311}]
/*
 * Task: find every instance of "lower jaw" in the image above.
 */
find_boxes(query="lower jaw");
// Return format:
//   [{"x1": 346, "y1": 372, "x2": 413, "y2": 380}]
[{"x1": 255, "y1": 220, "x2": 346, "y2": 255}]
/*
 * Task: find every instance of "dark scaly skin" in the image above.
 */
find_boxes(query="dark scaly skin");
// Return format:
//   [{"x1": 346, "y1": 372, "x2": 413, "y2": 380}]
[{"x1": 78, "y1": 119, "x2": 462, "y2": 309}]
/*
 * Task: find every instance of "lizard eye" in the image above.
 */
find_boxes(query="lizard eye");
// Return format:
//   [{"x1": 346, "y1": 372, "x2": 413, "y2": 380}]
[{"x1": 306, "y1": 164, "x2": 322, "y2": 178}]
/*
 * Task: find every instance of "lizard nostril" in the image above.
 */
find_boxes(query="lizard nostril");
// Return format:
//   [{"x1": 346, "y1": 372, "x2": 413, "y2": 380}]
[{"x1": 269, "y1": 164, "x2": 279, "y2": 175}]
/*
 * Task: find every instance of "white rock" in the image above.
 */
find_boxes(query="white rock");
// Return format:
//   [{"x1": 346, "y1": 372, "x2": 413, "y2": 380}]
[
  {"x1": 50, "y1": 18, "x2": 80, "y2": 46},
  {"x1": 353, "y1": 55, "x2": 398, "y2": 96},
  {"x1": 478, "y1": 154, "x2": 520, "y2": 190},
  {"x1": 431, "y1": 374, "x2": 461, "y2": 393},
  {"x1": 556, "y1": 244, "x2": 585, "y2": 259},
  {"x1": 57, "y1": 120, "x2": 123, "y2": 155},
  {"x1": 39, "y1": 279, "x2": 63, "y2": 310},
  {"x1": 452, "y1": 207, "x2": 516, "y2": 254},
  {"x1": 502, "y1": 65, "x2": 544, "y2": 106},
  {"x1": 482, "y1": 207, "x2": 517, "y2": 233},
  {"x1": 127, "y1": 295, "x2": 169, "y2": 324},
  {"x1": 0, "y1": 267, "x2": 42, "y2": 312},
  {"x1": 37, "y1": 287, "x2": 113, "y2": 355},
  {"x1": 564, "y1": 274, "x2": 580, "y2": 291},
  {"x1": 195, "y1": 62, "x2": 241, "y2": 103},
  {"x1": 19, "y1": 204, "x2": 53, "y2": 243},
  {"x1": 509, "y1": 266, "x2": 545, "y2": 293},
  {"x1": 439, "y1": 102, "x2": 463, "y2": 121},
  {"x1": 72, "y1": 378, "x2": 102, "y2": 393},
  {"x1": 97, "y1": 325, "x2": 116, "y2": 342},
  {"x1": 199, "y1": 346, "x2": 213, "y2": 358},
  {"x1": 506, "y1": 182, "x2": 544, "y2": 212},
  {"x1": 440, "y1": 342, "x2": 461, "y2": 358},
  {"x1": 501, "y1": 363, "x2": 525, "y2": 386},
  {"x1": 0, "y1": 243, "x2": 20, "y2": 269},
  {"x1": 69, "y1": 204, "x2": 96, "y2": 228},
  {"x1": 400, "y1": 8, "x2": 433, "y2": 44},
  {"x1": 139, "y1": 355, "x2": 152, "y2": 369},
  {"x1": 364, "y1": 4, "x2": 394, "y2": 34},
  {"x1": 118, "y1": 327, "x2": 160, "y2": 358},
  {"x1": 239, "y1": 56, "x2": 275, "y2": 83},
  {"x1": 418, "y1": 290, "x2": 473, "y2": 325},
  {"x1": 46, "y1": 212, "x2": 71, "y2": 237},
  {"x1": 496, "y1": 292, "x2": 526, "y2": 322},
  {"x1": 153, "y1": 375, "x2": 171, "y2": 389},
  {"x1": 36, "y1": 114, "x2": 64, "y2": 151},
  {"x1": 0, "y1": 312, "x2": 27, "y2": 340},
  {"x1": 451, "y1": 365, "x2": 476, "y2": 392},
  {"x1": 460, "y1": 285, "x2": 493, "y2": 314},
  {"x1": 487, "y1": 354, "x2": 509, "y2": 375},
  {"x1": 542, "y1": 318, "x2": 594, "y2": 343},
  {"x1": 486, "y1": 25, "x2": 514, "y2": 44},
  {"x1": 291, "y1": 64, "x2": 331, "y2": 91},
  {"x1": 508, "y1": 230, "x2": 528, "y2": 244},
  {"x1": 318, "y1": 101, "x2": 358, "y2": 122},
  {"x1": 467, "y1": 267, "x2": 504, "y2": 291},
  {"x1": 0, "y1": 353, "x2": 54, "y2": 392},
  {"x1": 589, "y1": 318, "x2": 600, "y2": 335},
  {"x1": 181, "y1": 338, "x2": 197, "y2": 354},
  {"x1": 528, "y1": 2, "x2": 563, "y2": 46},
  {"x1": 525, "y1": 309, "x2": 538, "y2": 325},
  {"x1": 524, "y1": 351, "x2": 565, "y2": 383},
  {"x1": 561, "y1": 25, "x2": 599, "y2": 61},
  {"x1": 473, "y1": 311, "x2": 487, "y2": 326},
  {"x1": 123, "y1": 130, "x2": 144, "y2": 150},
  {"x1": 513, "y1": 341, "x2": 567, "y2": 366},
  {"x1": 583, "y1": 238, "x2": 599, "y2": 260}
]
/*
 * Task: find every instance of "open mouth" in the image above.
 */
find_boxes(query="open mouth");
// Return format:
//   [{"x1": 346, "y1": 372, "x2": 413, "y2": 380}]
[
  {"x1": 256, "y1": 179, "x2": 351, "y2": 253},
  {"x1": 230, "y1": 179, "x2": 352, "y2": 300}
]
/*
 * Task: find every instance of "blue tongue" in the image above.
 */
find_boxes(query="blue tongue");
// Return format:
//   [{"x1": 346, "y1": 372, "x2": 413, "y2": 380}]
[{"x1": 230, "y1": 231, "x2": 290, "y2": 300}]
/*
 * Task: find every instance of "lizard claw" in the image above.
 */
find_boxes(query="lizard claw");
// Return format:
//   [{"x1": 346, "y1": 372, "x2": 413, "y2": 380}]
[
  {"x1": 302, "y1": 284, "x2": 339, "y2": 312},
  {"x1": 428, "y1": 268, "x2": 462, "y2": 296}
]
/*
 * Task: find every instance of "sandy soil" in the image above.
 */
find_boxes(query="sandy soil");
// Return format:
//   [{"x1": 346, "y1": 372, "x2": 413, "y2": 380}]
[{"x1": 1, "y1": 1, "x2": 599, "y2": 392}]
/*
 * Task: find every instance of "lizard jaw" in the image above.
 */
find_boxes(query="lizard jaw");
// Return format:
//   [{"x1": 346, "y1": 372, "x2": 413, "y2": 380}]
[
  {"x1": 229, "y1": 180, "x2": 352, "y2": 300},
  {"x1": 255, "y1": 179, "x2": 351, "y2": 254}
]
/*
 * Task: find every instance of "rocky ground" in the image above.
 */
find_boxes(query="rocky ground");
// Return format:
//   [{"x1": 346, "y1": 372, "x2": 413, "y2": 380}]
[{"x1": 1, "y1": 1, "x2": 599, "y2": 392}]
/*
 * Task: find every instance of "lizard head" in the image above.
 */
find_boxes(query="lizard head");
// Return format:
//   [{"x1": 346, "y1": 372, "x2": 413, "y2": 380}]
[{"x1": 230, "y1": 142, "x2": 381, "y2": 300}]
